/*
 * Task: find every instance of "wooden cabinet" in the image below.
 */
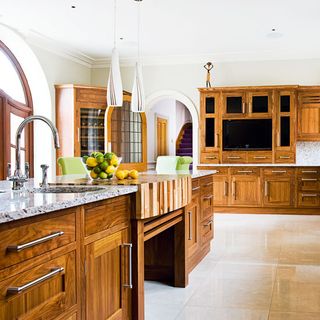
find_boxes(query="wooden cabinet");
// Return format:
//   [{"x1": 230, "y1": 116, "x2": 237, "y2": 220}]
[
  {"x1": 298, "y1": 89, "x2": 320, "y2": 141},
  {"x1": 263, "y1": 169, "x2": 294, "y2": 207},
  {"x1": 85, "y1": 228, "x2": 131, "y2": 320},
  {"x1": 230, "y1": 174, "x2": 261, "y2": 206},
  {"x1": 297, "y1": 167, "x2": 320, "y2": 208},
  {"x1": 213, "y1": 175, "x2": 229, "y2": 206}
]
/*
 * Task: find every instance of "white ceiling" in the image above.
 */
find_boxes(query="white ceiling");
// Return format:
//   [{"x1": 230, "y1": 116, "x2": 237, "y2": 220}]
[{"x1": 1, "y1": 0, "x2": 320, "y2": 64}]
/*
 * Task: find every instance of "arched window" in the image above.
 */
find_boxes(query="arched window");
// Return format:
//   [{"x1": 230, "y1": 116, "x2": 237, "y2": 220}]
[{"x1": 0, "y1": 40, "x2": 33, "y2": 179}]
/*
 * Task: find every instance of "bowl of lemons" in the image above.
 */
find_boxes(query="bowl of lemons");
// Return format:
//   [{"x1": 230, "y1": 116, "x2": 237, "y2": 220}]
[{"x1": 83, "y1": 152, "x2": 121, "y2": 180}]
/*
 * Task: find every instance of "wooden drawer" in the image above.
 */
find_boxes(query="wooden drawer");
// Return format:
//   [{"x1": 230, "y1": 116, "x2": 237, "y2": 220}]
[
  {"x1": 222, "y1": 152, "x2": 247, "y2": 164},
  {"x1": 230, "y1": 167, "x2": 260, "y2": 176},
  {"x1": 297, "y1": 177, "x2": 320, "y2": 192},
  {"x1": 0, "y1": 210, "x2": 76, "y2": 270},
  {"x1": 297, "y1": 193, "x2": 319, "y2": 208},
  {"x1": 212, "y1": 167, "x2": 229, "y2": 175},
  {"x1": 0, "y1": 251, "x2": 76, "y2": 320},
  {"x1": 200, "y1": 175, "x2": 213, "y2": 196},
  {"x1": 84, "y1": 195, "x2": 130, "y2": 237},
  {"x1": 275, "y1": 151, "x2": 295, "y2": 163},
  {"x1": 191, "y1": 178, "x2": 200, "y2": 197},
  {"x1": 297, "y1": 167, "x2": 320, "y2": 176},
  {"x1": 200, "y1": 152, "x2": 220, "y2": 164},
  {"x1": 200, "y1": 193, "x2": 213, "y2": 221},
  {"x1": 263, "y1": 168, "x2": 295, "y2": 176},
  {"x1": 247, "y1": 152, "x2": 272, "y2": 164},
  {"x1": 76, "y1": 88, "x2": 106, "y2": 104},
  {"x1": 201, "y1": 217, "x2": 214, "y2": 246}
]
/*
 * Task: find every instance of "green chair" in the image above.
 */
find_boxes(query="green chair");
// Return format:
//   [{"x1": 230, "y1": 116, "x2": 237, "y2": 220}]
[
  {"x1": 57, "y1": 157, "x2": 88, "y2": 175},
  {"x1": 176, "y1": 156, "x2": 193, "y2": 170}
]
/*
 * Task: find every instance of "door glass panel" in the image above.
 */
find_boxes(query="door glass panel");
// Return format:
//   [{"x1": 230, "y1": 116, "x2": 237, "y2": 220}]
[
  {"x1": 205, "y1": 118, "x2": 215, "y2": 147},
  {"x1": 80, "y1": 108, "x2": 105, "y2": 156},
  {"x1": 280, "y1": 95, "x2": 290, "y2": 112},
  {"x1": 111, "y1": 101, "x2": 143, "y2": 163},
  {"x1": 10, "y1": 113, "x2": 25, "y2": 147},
  {"x1": 226, "y1": 96, "x2": 242, "y2": 113},
  {"x1": 0, "y1": 49, "x2": 26, "y2": 103},
  {"x1": 205, "y1": 97, "x2": 215, "y2": 114},
  {"x1": 252, "y1": 96, "x2": 268, "y2": 113},
  {"x1": 280, "y1": 116, "x2": 290, "y2": 146}
]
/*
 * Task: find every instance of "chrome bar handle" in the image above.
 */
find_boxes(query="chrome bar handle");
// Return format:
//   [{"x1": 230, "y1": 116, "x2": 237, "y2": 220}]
[
  {"x1": 122, "y1": 243, "x2": 133, "y2": 289},
  {"x1": 228, "y1": 156, "x2": 241, "y2": 159},
  {"x1": 7, "y1": 231, "x2": 64, "y2": 252},
  {"x1": 204, "y1": 182, "x2": 213, "y2": 187},
  {"x1": 302, "y1": 170, "x2": 318, "y2": 174},
  {"x1": 232, "y1": 181, "x2": 236, "y2": 199},
  {"x1": 206, "y1": 156, "x2": 217, "y2": 160},
  {"x1": 254, "y1": 156, "x2": 267, "y2": 159},
  {"x1": 302, "y1": 194, "x2": 318, "y2": 197},
  {"x1": 272, "y1": 170, "x2": 287, "y2": 174},
  {"x1": 279, "y1": 156, "x2": 290, "y2": 159},
  {"x1": 264, "y1": 181, "x2": 269, "y2": 197},
  {"x1": 192, "y1": 186, "x2": 200, "y2": 192},
  {"x1": 237, "y1": 170, "x2": 253, "y2": 173},
  {"x1": 301, "y1": 178, "x2": 318, "y2": 182},
  {"x1": 204, "y1": 220, "x2": 213, "y2": 228},
  {"x1": 224, "y1": 181, "x2": 228, "y2": 197},
  {"x1": 188, "y1": 211, "x2": 192, "y2": 240},
  {"x1": 7, "y1": 267, "x2": 64, "y2": 295}
]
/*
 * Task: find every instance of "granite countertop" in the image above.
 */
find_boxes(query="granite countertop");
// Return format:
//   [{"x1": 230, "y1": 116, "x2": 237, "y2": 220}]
[{"x1": 0, "y1": 178, "x2": 138, "y2": 225}]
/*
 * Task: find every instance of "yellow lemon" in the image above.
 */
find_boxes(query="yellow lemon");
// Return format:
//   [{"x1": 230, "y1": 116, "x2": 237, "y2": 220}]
[
  {"x1": 129, "y1": 169, "x2": 139, "y2": 179},
  {"x1": 110, "y1": 155, "x2": 119, "y2": 167},
  {"x1": 116, "y1": 170, "x2": 126, "y2": 180},
  {"x1": 123, "y1": 170, "x2": 130, "y2": 179},
  {"x1": 86, "y1": 157, "x2": 98, "y2": 168},
  {"x1": 106, "y1": 165, "x2": 115, "y2": 174},
  {"x1": 90, "y1": 170, "x2": 98, "y2": 179}
]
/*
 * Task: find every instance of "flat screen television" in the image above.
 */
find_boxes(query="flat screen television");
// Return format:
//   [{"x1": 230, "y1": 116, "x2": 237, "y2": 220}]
[{"x1": 223, "y1": 119, "x2": 272, "y2": 150}]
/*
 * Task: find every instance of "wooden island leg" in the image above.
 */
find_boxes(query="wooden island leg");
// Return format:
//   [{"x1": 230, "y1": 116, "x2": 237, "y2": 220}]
[{"x1": 132, "y1": 219, "x2": 145, "y2": 320}]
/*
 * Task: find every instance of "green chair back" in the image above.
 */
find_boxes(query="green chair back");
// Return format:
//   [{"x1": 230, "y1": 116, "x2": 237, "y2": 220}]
[{"x1": 57, "y1": 157, "x2": 88, "y2": 175}]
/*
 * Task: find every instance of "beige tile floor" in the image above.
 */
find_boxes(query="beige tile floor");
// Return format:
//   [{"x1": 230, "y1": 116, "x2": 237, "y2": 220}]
[{"x1": 145, "y1": 214, "x2": 320, "y2": 320}]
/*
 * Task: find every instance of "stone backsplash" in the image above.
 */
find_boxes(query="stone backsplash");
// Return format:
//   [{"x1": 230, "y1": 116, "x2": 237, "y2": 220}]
[{"x1": 296, "y1": 142, "x2": 320, "y2": 165}]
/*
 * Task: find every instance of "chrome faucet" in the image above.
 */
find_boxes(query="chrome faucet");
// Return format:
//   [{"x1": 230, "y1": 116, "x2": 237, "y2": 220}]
[{"x1": 7, "y1": 115, "x2": 60, "y2": 190}]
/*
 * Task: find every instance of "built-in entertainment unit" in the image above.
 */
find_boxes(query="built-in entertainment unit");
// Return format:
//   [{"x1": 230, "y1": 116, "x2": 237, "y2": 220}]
[{"x1": 223, "y1": 119, "x2": 272, "y2": 151}]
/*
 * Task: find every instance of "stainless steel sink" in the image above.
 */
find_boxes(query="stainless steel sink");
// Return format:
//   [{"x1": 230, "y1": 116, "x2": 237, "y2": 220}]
[{"x1": 30, "y1": 186, "x2": 106, "y2": 194}]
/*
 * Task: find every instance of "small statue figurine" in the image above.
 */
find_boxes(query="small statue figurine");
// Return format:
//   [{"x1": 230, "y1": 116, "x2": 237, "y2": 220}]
[{"x1": 204, "y1": 62, "x2": 213, "y2": 88}]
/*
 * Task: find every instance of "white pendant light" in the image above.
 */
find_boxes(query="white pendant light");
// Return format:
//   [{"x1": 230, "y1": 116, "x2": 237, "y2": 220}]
[
  {"x1": 107, "y1": 0, "x2": 123, "y2": 107},
  {"x1": 131, "y1": 0, "x2": 146, "y2": 112}
]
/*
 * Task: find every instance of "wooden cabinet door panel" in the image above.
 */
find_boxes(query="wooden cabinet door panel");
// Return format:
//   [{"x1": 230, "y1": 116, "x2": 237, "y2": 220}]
[
  {"x1": 213, "y1": 176, "x2": 229, "y2": 206},
  {"x1": 185, "y1": 197, "x2": 200, "y2": 259},
  {"x1": 263, "y1": 177, "x2": 293, "y2": 207},
  {"x1": 85, "y1": 228, "x2": 130, "y2": 320},
  {"x1": 230, "y1": 176, "x2": 261, "y2": 206},
  {"x1": 0, "y1": 251, "x2": 76, "y2": 320},
  {"x1": 298, "y1": 177, "x2": 319, "y2": 192}
]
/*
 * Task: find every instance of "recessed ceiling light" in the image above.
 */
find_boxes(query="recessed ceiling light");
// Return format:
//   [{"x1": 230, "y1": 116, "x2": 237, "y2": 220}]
[
  {"x1": 120, "y1": 37, "x2": 124, "y2": 40},
  {"x1": 71, "y1": 5, "x2": 76, "y2": 9},
  {"x1": 266, "y1": 28, "x2": 283, "y2": 39}
]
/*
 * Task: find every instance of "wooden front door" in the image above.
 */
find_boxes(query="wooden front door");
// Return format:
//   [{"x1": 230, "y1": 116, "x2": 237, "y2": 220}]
[{"x1": 156, "y1": 117, "x2": 168, "y2": 156}]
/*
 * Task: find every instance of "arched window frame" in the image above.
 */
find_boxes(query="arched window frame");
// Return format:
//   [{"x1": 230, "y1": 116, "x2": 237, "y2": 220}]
[{"x1": 0, "y1": 40, "x2": 34, "y2": 179}]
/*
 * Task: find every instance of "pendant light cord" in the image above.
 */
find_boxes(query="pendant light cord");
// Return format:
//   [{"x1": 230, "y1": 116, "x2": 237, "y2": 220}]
[
  {"x1": 137, "y1": 0, "x2": 141, "y2": 63},
  {"x1": 114, "y1": 0, "x2": 117, "y2": 48}
]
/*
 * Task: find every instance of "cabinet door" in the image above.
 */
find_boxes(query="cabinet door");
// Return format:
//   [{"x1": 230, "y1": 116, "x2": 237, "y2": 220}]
[
  {"x1": 298, "y1": 91, "x2": 320, "y2": 141},
  {"x1": 230, "y1": 176, "x2": 261, "y2": 206},
  {"x1": 247, "y1": 91, "x2": 272, "y2": 115},
  {"x1": 213, "y1": 176, "x2": 229, "y2": 206},
  {"x1": 263, "y1": 177, "x2": 293, "y2": 207},
  {"x1": 185, "y1": 196, "x2": 200, "y2": 259},
  {"x1": 85, "y1": 228, "x2": 131, "y2": 320},
  {"x1": 222, "y1": 92, "x2": 246, "y2": 115},
  {"x1": 0, "y1": 252, "x2": 76, "y2": 320}
]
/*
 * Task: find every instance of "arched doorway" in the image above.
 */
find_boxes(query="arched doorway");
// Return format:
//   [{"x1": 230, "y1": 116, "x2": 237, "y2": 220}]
[
  {"x1": 0, "y1": 40, "x2": 33, "y2": 179},
  {"x1": 146, "y1": 90, "x2": 199, "y2": 168}
]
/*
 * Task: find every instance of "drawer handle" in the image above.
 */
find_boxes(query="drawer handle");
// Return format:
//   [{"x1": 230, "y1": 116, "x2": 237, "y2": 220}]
[
  {"x1": 228, "y1": 156, "x2": 241, "y2": 159},
  {"x1": 206, "y1": 156, "x2": 217, "y2": 160},
  {"x1": 203, "y1": 195, "x2": 213, "y2": 200},
  {"x1": 302, "y1": 194, "x2": 318, "y2": 197},
  {"x1": 237, "y1": 170, "x2": 253, "y2": 173},
  {"x1": 192, "y1": 186, "x2": 200, "y2": 191},
  {"x1": 264, "y1": 181, "x2": 269, "y2": 197},
  {"x1": 279, "y1": 156, "x2": 290, "y2": 159},
  {"x1": 271, "y1": 170, "x2": 287, "y2": 174},
  {"x1": 7, "y1": 231, "x2": 65, "y2": 252},
  {"x1": 301, "y1": 178, "x2": 318, "y2": 182},
  {"x1": 188, "y1": 211, "x2": 192, "y2": 241},
  {"x1": 254, "y1": 156, "x2": 267, "y2": 159},
  {"x1": 122, "y1": 243, "x2": 133, "y2": 289},
  {"x1": 302, "y1": 170, "x2": 318, "y2": 174},
  {"x1": 224, "y1": 181, "x2": 228, "y2": 197},
  {"x1": 232, "y1": 181, "x2": 236, "y2": 199},
  {"x1": 7, "y1": 267, "x2": 64, "y2": 295},
  {"x1": 204, "y1": 182, "x2": 213, "y2": 187},
  {"x1": 204, "y1": 220, "x2": 213, "y2": 227}
]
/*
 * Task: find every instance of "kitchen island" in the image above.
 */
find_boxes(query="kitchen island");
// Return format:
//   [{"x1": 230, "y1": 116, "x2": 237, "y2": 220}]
[{"x1": 0, "y1": 170, "x2": 215, "y2": 320}]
